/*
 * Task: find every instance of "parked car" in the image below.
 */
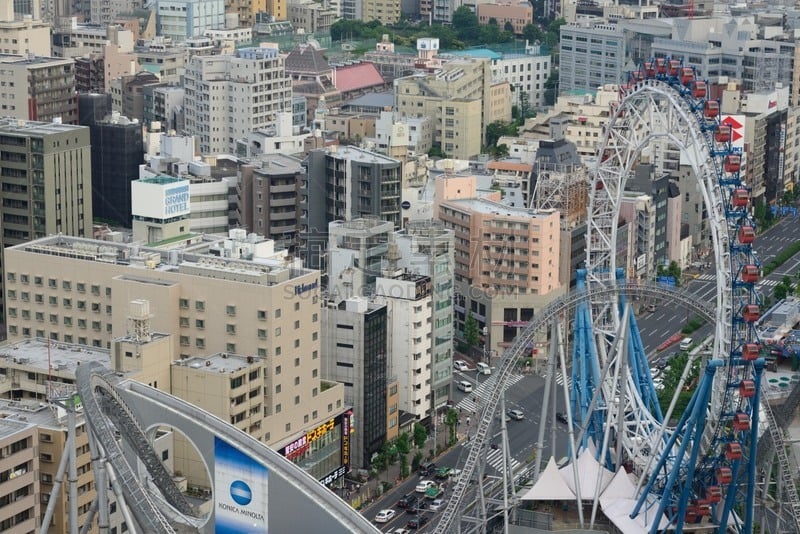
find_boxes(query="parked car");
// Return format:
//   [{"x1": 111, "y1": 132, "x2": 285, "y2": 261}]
[
  {"x1": 556, "y1": 412, "x2": 569, "y2": 424},
  {"x1": 407, "y1": 514, "x2": 430, "y2": 529},
  {"x1": 507, "y1": 409, "x2": 525, "y2": 421},
  {"x1": 418, "y1": 461, "x2": 436, "y2": 476},
  {"x1": 454, "y1": 360, "x2": 469, "y2": 372},
  {"x1": 428, "y1": 498, "x2": 445, "y2": 512},
  {"x1": 375, "y1": 509, "x2": 396, "y2": 523},
  {"x1": 415, "y1": 480, "x2": 436, "y2": 493}
]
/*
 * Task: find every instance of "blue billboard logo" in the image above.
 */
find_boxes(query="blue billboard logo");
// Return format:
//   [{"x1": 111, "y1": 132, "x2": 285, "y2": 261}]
[{"x1": 230, "y1": 480, "x2": 252, "y2": 506}]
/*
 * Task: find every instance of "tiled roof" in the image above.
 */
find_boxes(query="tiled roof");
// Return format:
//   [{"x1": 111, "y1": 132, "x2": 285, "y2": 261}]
[
  {"x1": 285, "y1": 44, "x2": 330, "y2": 75},
  {"x1": 334, "y1": 62, "x2": 385, "y2": 93}
]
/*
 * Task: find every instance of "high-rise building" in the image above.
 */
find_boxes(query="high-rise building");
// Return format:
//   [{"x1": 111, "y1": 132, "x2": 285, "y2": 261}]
[
  {"x1": 559, "y1": 20, "x2": 625, "y2": 95},
  {"x1": 392, "y1": 221, "x2": 455, "y2": 407},
  {"x1": 0, "y1": 119, "x2": 93, "y2": 325},
  {"x1": 184, "y1": 46, "x2": 293, "y2": 155},
  {"x1": 156, "y1": 0, "x2": 225, "y2": 43},
  {"x1": 320, "y1": 297, "x2": 389, "y2": 469},
  {"x1": 89, "y1": 112, "x2": 144, "y2": 226},
  {"x1": 327, "y1": 218, "x2": 393, "y2": 302},
  {"x1": 0, "y1": 55, "x2": 78, "y2": 123},
  {"x1": 302, "y1": 147, "x2": 401, "y2": 270}
]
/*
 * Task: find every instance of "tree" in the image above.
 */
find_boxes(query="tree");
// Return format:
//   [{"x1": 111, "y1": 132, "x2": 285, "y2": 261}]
[
  {"x1": 543, "y1": 70, "x2": 559, "y2": 106},
  {"x1": 488, "y1": 17, "x2": 498, "y2": 25},
  {"x1": 412, "y1": 423, "x2": 427, "y2": 449},
  {"x1": 485, "y1": 120, "x2": 518, "y2": 149},
  {"x1": 523, "y1": 23, "x2": 543, "y2": 43},
  {"x1": 775, "y1": 282, "x2": 789, "y2": 302},
  {"x1": 452, "y1": 6, "x2": 481, "y2": 42},
  {"x1": 396, "y1": 433, "x2": 411, "y2": 478},
  {"x1": 445, "y1": 408, "x2": 459, "y2": 446},
  {"x1": 495, "y1": 143, "x2": 510, "y2": 158},
  {"x1": 504, "y1": 21, "x2": 514, "y2": 33},
  {"x1": 465, "y1": 311, "x2": 480, "y2": 349}
]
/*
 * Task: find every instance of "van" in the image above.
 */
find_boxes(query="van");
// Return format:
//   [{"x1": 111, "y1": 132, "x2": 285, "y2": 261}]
[
  {"x1": 476, "y1": 362, "x2": 491, "y2": 375},
  {"x1": 457, "y1": 380, "x2": 473, "y2": 393},
  {"x1": 679, "y1": 338, "x2": 693, "y2": 351}
]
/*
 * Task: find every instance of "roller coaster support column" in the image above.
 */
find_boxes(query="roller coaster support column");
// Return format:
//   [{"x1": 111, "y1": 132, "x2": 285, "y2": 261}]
[
  {"x1": 736, "y1": 357, "x2": 765, "y2": 534},
  {"x1": 86, "y1": 427, "x2": 110, "y2": 533},
  {"x1": 533, "y1": 317, "x2": 561, "y2": 482},
  {"x1": 68, "y1": 395, "x2": 79, "y2": 534},
  {"x1": 40, "y1": 435, "x2": 71, "y2": 534}
]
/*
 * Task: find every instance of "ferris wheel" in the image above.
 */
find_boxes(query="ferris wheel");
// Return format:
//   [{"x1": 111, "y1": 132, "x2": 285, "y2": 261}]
[{"x1": 434, "y1": 59, "x2": 781, "y2": 534}]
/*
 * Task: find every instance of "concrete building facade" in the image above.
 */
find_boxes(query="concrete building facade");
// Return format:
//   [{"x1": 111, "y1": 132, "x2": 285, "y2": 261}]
[
  {"x1": 559, "y1": 19, "x2": 626, "y2": 95},
  {"x1": 0, "y1": 0, "x2": 50, "y2": 56},
  {"x1": 184, "y1": 46, "x2": 293, "y2": 155},
  {"x1": 156, "y1": 0, "x2": 225, "y2": 43},
  {"x1": 0, "y1": 55, "x2": 78, "y2": 123}
]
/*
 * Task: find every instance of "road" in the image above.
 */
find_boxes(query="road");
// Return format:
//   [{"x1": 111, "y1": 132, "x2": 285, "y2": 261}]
[
  {"x1": 638, "y1": 216, "x2": 800, "y2": 354},
  {"x1": 364, "y1": 372, "x2": 572, "y2": 532}
]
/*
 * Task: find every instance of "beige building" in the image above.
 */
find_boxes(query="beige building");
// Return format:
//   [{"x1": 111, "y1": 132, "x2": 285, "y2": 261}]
[
  {"x1": 395, "y1": 58, "x2": 511, "y2": 160},
  {"x1": 0, "y1": 417, "x2": 38, "y2": 533},
  {"x1": 135, "y1": 40, "x2": 186, "y2": 84},
  {"x1": 476, "y1": 2, "x2": 533, "y2": 36},
  {"x1": 288, "y1": 0, "x2": 337, "y2": 34},
  {"x1": 363, "y1": 0, "x2": 400, "y2": 25},
  {"x1": 0, "y1": 0, "x2": 50, "y2": 56},
  {"x1": 436, "y1": 175, "x2": 563, "y2": 354},
  {"x1": 3, "y1": 231, "x2": 345, "y2": 451},
  {"x1": 0, "y1": 55, "x2": 78, "y2": 123}
]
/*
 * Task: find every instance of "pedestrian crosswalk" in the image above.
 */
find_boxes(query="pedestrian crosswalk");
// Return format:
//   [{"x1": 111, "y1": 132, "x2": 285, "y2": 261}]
[
  {"x1": 696, "y1": 273, "x2": 780, "y2": 288},
  {"x1": 463, "y1": 440, "x2": 521, "y2": 474},
  {"x1": 454, "y1": 373, "x2": 524, "y2": 414},
  {"x1": 540, "y1": 371, "x2": 573, "y2": 389}
]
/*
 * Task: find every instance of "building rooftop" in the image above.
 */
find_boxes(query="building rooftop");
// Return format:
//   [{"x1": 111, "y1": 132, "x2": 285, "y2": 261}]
[
  {"x1": 0, "y1": 117, "x2": 87, "y2": 135},
  {"x1": 0, "y1": 54, "x2": 73, "y2": 65},
  {"x1": 174, "y1": 353, "x2": 257, "y2": 374},
  {"x1": 0, "y1": 417, "x2": 34, "y2": 441},
  {"x1": 140, "y1": 175, "x2": 185, "y2": 185},
  {"x1": 0, "y1": 398, "x2": 81, "y2": 430},
  {"x1": 333, "y1": 62, "x2": 385, "y2": 92},
  {"x1": 341, "y1": 91, "x2": 394, "y2": 110},
  {"x1": 0, "y1": 337, "x2": 113, "y2": 379},
  {"x1": 323, "y1": 145, "x2": 400, "y2": 165},
  {"x1": 9, "y1": 232, "x2": 314, "y2": 285},
  {"x1": 444, "y1": 197, "x2": 556, "y2": 219},
  {"x1": 446, "y1": 49, "x2": 503, "y2": 60}
]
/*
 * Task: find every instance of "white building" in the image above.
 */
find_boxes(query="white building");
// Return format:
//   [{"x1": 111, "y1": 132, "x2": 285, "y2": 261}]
[
  {"x1": 327, "y1": 218, "x2": 394, "y2": 303},
  {"x1": 376, "y1": 273, "x2": 434, "y2": 419},
  {"x1": 236, "y1": 111, "x2": 310, "y2": 157},
  {"x1": 373, "y1": 111, "x2": 434, "y2": 157},
  {"x1": 184, "y1": 46, "x2": 292, "y2": 155},
  {"x1": 156, "y1": 0, "x2": 226, "y2": 44},
  {"x1": 0, "y1": 0, "x2": 50, "y2": 56}
]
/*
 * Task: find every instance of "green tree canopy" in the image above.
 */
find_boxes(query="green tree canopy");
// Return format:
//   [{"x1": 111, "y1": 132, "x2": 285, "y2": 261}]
[
  {"x1": 412, "y1": 423, "x2": 428, "y2": 449},
  {"x1": 465, "y1": 311, "x2": 480, "y2": 348}
]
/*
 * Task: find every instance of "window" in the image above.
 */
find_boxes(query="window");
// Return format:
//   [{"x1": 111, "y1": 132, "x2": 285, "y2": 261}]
[
  {"x1": 92, "y1": 321, "x2": 101, "y2": 331},
  {"x1": 294, "y1": 358, "x2": 300, "y2": 367},
  {"x1": 35, "y1": 311, "x2": 44, "y2": 322},
  {"x1": 275, "y1": 309, "x2": 281, "y2": 318},
  {"x1": 6, "y1": 272, "x2": 14, "y2": 282},
  {"x1": 179, "y1": 298, "x2": 189, "y2": 309},
  {"x1": 34, "y1": 276, "x2": 42, "y2": 286},
  {"x1": 91, "y1": 303, "x2": 100, "y2": 313},
  {"x1": 226, "y1": 343, "x2": 236, "y2": 352},
  {"x1": 226, "y1": 305, "x2": 236, "y2": 316},
  {"x1": 48, "y1": 296, "x2": 57, "y2": 306},
  {"x1": 276, "y1": 404, "x2": 282, "y2": 413},
  {"x1": 275, "y1": 327, "x2": 281, "y2": 336},
  {"x1": 275, "y1": 384, "x2": 281, "y2": 394},
  {"x1": 226, "y1": 324, "x2": 236, "y2": 334},
  {"x1": 294, "y1": 376, "x2": 300, "y2": 385},
  {"x1": 294, "y1": 320, "x2": 300, "y2": 329},
  {"x1": 62, "y1": 281, "x2": 71, "y2": 290},
  {"x1": 180, "y1": 336, "x2": 189, "y2": 346},
  {"x1": 77, "y1": 283, "x2": 85, "y2": 293},
  {"x1": 48, "y1": 278, "x2": 57, "y2": 288},
  {"x1": 195, "y1": 319, "x2": 205, "y2": 329},
  {"x1": 275, "y1": 347, "x2": 281, "y2": 356},
  {"x1": 196, "y1": 338, "x2": 205, "y2": 348},
  {"x1": 257, "y1": 329, "x2": 267, "y2": 339},
  {"x1": 63, "y1": 298, "x2": 71, "y2": 308},
  {"x1": 275, "y1": 365, "x2": 281, "y2": 375},
  {"x1": 294, "y1": 339, "x2": 300, "y2": 348},
  {"x1": 179, "y1": 317, "x2": 189, "y2": 327},
  {"x1": 91, "y1": 285, "x2": 100, "y2": 296},
  {"x1": 312, "y1": 313, "x2": 318, "y2": 322},
  {"x1": 257, "y1": 310, "x2": 267, "y2": 320},
  {"x1": 294, "y1": 395, "x2": 300, "y2": 405},
  {"x1": 78, "y1": 319, "x2": 86, "y2": 329},
  {"x1": 294, "y1": 302, "x2": 300, "y2": 311},
  {"x1": 196, "y1": 301, "x2": 205, "y2": 311}
]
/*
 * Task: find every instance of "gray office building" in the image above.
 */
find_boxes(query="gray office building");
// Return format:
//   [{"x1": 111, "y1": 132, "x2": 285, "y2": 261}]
[{"x1": 559, "y1": 19, "x2": 626, "y2": 94}]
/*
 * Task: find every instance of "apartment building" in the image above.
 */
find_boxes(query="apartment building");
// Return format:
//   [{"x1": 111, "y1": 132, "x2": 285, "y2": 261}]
[
  {"x1": 320, "y1": 297, "x2": 389, "y2": 469},
  {"x1": 134, "y1": 40, "x2": 186, "y2": 84},
  {"x1": 0, "y1": 418, "x2": 38, "y2": 533},
  {"x1": 362, "y1": 0, "x2": 400, "y2": 24},
  {"x1": 89, "y1": 0, "x2": 135, "y2": 25},
  {"x1": 302, "y1": 146, "x2": 402, "y2": 270},
  {"x1": 394, "y1": 58, "x2": 512, "y2": 159},
  {"x1": 236, "y1": 155, "x2": 304, "y2": 253},
  {"x1": 559, "y1": 19, "x2": 626, "y2": 95},
  {"x1": 156, "y1": 0, "x2": 225, "y2": 43},
  {"x1": 0, "y1": 55, "x2": 78, "y2": 123},
  {"x1": 0, "y1": 0, "x2": 50, "y2": 56},
  {"x1": 327, "y1": 218, "x2": 394, "y2": 303},
  {"x1": 109, "y1": 72, "x2": 161, "y2": 122},
  {"x1": 184, "y1": 46, "x2": 293, "y2": 155},
  {"x1": 143, "y1": 85, "x2": 185, "y2": 132},
  {"x1": 288, "y1": 0, "x2": 337, "y2": 34},
  {"x1": 437, "y1": 192, "x2": 563, "y2": 355},
  {"x1": 393, "y1": 221, "x2": 454, "y2": 407}
]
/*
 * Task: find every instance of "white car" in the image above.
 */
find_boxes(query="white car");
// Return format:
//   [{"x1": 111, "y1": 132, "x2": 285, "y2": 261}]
[
  {"x1": 454, "y1": 360, "x2": 469, "y2": 372},
  {"x1": 375, "y1": 509, "x2": 396, "y2": 523},
  {"x1": 429, "y1": 498, "x2": 445, "y2": 512},
  {"x1": 415, "y1": 480, "x2": 435, "y2": 493}
]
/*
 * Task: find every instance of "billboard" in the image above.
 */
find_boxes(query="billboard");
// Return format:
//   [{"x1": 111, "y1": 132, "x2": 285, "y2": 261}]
[
  {"x1": 131, "y1": 177, "x2": 190, "y2": 221},
  {"x1": 720, "y1": 115, "x2": 747, "y2": 173},
  {"x1": 278, "y1": 412, "x2": 352, "y2": 486},
  {"x1": 214, "y1": 437, "x2": 268, "y2": 534}
]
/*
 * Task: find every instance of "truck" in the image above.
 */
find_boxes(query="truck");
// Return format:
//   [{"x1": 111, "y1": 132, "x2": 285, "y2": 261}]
[{"x1": 425, "y1": 483, "x2": 443, "y2": 499}]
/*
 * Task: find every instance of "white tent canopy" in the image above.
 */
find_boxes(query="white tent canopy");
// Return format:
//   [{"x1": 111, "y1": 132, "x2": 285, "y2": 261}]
[
  {"x1": 520, "y1": 456, "x2": 575, "y2": 501},
  {"x1": 560, "y1": 448, "x2": 615, "y2": 499}
]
